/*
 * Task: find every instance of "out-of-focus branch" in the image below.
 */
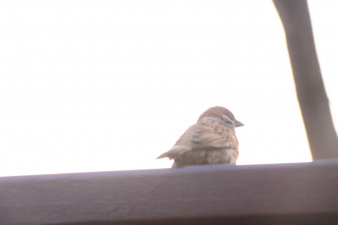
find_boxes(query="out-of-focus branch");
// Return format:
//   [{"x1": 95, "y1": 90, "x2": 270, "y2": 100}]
[{"x1": 273, "y1": 0, "x2": 338, "y2": 160}]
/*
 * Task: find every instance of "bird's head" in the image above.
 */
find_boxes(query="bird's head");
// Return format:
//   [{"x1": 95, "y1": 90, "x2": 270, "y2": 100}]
[{"x1": 197, "y1": 106, "x2": 244, "y2": 128}]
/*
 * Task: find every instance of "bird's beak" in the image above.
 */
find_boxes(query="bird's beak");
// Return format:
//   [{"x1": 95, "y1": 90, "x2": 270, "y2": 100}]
[{"x1": 234, "y1": 119, "x2": 244, "y2": 127}]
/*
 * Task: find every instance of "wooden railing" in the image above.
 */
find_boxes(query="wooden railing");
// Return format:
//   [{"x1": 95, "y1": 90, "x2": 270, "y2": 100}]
[{"x1": 1, "y1": 161, "x2": 338, "y2": 225}]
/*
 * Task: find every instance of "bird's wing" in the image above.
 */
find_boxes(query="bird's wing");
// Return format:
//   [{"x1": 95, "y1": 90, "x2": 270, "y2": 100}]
[
  {"x1": 192, "y1": 118, "x2": 238, "y2": 149},
  {"x1": 156, "y1": 120, "x2": 238, "y2": 160}
]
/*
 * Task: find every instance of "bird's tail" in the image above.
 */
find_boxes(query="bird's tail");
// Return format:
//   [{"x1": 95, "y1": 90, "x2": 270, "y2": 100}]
[
  {"x1": 156, "y1": 152, "x2": 169, "y2": 159},
  {"x1": 156, "y1": 145, "x2": 192, "y2": 160}
]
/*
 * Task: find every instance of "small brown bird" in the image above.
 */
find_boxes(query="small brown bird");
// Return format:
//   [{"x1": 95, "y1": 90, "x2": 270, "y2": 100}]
[{"x1": 157, "y1": 106, "x2": 244, "y2": 168}]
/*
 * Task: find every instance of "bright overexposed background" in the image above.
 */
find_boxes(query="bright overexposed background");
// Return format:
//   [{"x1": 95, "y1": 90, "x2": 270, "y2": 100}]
[{"x1": 0, "y1": 0, "x2": 337, "y2": 176}]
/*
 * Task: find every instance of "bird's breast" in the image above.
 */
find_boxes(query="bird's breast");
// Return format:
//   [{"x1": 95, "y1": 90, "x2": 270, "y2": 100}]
[{"x1": 174, "y1": 148, "x2": 238, "y2": 167}]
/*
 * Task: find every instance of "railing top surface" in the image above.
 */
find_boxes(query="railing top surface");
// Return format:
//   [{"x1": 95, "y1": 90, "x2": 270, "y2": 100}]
[{"x1": 1, "y1": 161, "x2": 338, "y2": 225}]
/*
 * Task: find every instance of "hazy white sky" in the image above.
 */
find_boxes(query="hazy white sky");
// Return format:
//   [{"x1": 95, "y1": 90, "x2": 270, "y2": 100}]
[{"x1": 0, "y1": 0, "x2": 337, "y2": 176}]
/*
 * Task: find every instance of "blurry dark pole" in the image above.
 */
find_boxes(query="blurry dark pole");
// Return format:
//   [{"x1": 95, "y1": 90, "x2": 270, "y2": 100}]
[{"x1": 273, "y1": 0, "x2": 338, "y2": 160}]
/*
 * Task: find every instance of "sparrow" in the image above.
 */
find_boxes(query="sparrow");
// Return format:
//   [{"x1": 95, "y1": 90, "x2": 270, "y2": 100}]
[{"x1": 157, "y1": 106, "x2": 244, "y2": 168}]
